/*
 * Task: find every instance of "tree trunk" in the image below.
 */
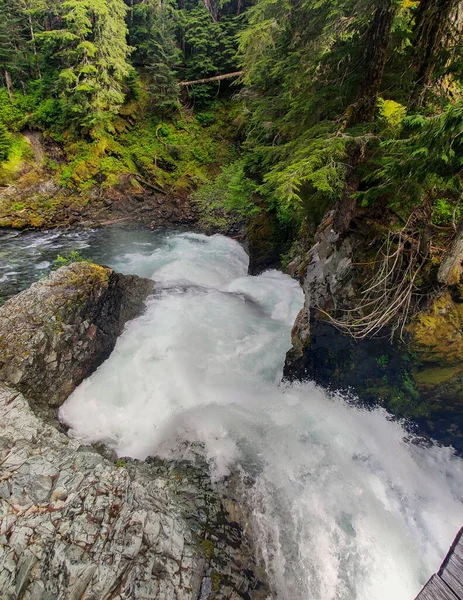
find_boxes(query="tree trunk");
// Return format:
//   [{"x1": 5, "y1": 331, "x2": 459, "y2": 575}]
[
  {"x1": 409, "y1": 0, "x2": 459, "y2": 109},
  {"x1": 341, "y1": 2, "x2": 397, "y2": 231},
  {"x1": 179, "y1": 71, "x2": 243, "y2": 86},
  {"x1": 333, "y1": 145, "x2": 362, "y2": 234},
  {"x1": 28, "y1": 14, "x2": 41, "y2": 79},
  {"x1": 349, "y1": 0, "x2": 397, "y2": 125},
  {"x1": 438, "y1": 216, "x2": 463, "y2": 285},
  {"x1": 128, "y1": 0, "x2": 134, "y2": 45},
  {"x1": 4, "y1": 70, "x2": 13, "y2": 100},
  {"x1": 202, "y1": 0, "x2": 219, "y2": 22}
]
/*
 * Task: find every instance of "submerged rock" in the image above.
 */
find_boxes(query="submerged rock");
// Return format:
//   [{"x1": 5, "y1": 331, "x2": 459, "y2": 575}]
[
  {"x1": 0, "y1": 262, "x2": 154, "y2": 409},
  {"x1": 0, "y1": 385, "x2": 268, "y2": 600}
]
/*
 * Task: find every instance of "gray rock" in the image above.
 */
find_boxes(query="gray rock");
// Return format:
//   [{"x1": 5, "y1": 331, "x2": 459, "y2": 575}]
[
  {"x1": 0, "y1": 262, "x2": 154, "y2": 409},
  {"x1": 0, "y1": 385, "x2": 269, "y2": 600}
]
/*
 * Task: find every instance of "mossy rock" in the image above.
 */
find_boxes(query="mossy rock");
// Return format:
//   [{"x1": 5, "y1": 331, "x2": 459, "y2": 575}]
[
  {"x1": 11, "y1": 217, "x2": 28, "y2": 229},
  {"x1": 28, "y1": 215, "x2": 47, "y2": 228},
  {"x1": 408, "y1": 293, "x2": 463, "y2": 366},
  {"x1": 0, "y1": 262, "x2": 153, "y2": 408}
]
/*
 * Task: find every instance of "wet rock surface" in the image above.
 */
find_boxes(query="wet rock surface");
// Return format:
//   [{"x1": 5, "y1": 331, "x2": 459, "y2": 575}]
[
  {"x1": 0, "y1": 262, "x2": 154, "y2": 410},
  {"x1": 0, "y1": 385, "x2": 269, "y2": 600}
]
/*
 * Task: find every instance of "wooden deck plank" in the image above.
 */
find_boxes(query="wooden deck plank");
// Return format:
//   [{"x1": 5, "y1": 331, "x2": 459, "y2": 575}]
[
  {"x1": 415, "y1": 575, "x2": 460, "y2": 600},
  {"x1": 440, "y1": 529, "x2": 463, "y2": 599}
]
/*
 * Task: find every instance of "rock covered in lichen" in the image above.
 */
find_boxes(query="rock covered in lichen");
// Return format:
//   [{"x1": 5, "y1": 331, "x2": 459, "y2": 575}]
[
  {"x1": 0, "y1": 385, "x2": 269, "y2": 600},
  {"x1": 0, "y1": 262, "x2": 154, "y2": 409}
]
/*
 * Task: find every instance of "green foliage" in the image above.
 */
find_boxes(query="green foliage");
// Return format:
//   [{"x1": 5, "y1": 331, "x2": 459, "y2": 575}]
[
  {"x1": 0, "y1": 89, "x2": 28, "y2": 131},
  {"x1": 36, "y1": 0, "x2": 132, "y2": 134},
  {"x1": 44, "y1": 98, "x2": 238, "y2": 191},
  {"x1": 131, "y1": 0, "x2": 180, "y2": 111},
  {"x1": 52, "y1": 250, "x2": 90, "y2": 269},
  {"x1": 0, "y1": 133, "x2": 33, "y2": 184},
  {"x1": 258, "y1": 124, "x2": 355, "y2": 223},
  {"x1": 0, "y1": 122, "x2": 12, "y2": 161},
  {"x1": 377, "y1": 98, "x2": 407, "y2": 129},
  {"x1": 195, "y1": 159, "x2": 258, "y2": 219},
  {"x1": 432, "y1": 198, "x2": 462, "y2": 227},
  {"x1": 376, "y1": 355, "x2": 390, "y2": 369},
  {"x1": 235, "y1": 0, "x2": 463, "y2": 228},
  {"x1": 361, "y1": 101, "x2": 463, "y2": 213},
  {"x1": 179, "y1": 2, "x2": 246, "y2": 104},
  {"x1": 401, "y1": 371, "x2": 419, "y2": 401}
]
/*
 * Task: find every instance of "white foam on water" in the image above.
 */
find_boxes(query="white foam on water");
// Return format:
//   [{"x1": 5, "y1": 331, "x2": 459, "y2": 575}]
[{"x1": 59, "y1": 232, "x2": 463, "y2": 600}]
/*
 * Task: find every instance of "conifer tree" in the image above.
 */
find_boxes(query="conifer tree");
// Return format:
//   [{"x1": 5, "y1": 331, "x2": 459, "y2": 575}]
[
  {"x1": 349, "y1": 0, "x2": 399, "y2": 125},
  {"x1": 131, "y1": 0, "x2": 180, "y2": 111},
  {"x1": 12, "y1": 0, "x2": 46, "y2": 79},
  {"x1": 54, "y1": 0, "x2": 132, "y2": 132},
  {"x1": 0, "y1": 0, "x2": 28, "y2": 93},
  {"x1": 410, "y1": 0, "x2": 461, "y2": 108}
]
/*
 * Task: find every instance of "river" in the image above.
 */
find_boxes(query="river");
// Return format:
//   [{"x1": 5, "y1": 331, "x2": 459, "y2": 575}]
[{"x1": 1, "y1": 225, "x2": 463, "y2": 600}]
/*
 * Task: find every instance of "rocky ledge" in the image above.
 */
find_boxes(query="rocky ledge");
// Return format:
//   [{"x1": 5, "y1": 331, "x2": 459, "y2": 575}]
[
  {"x1": 0, "y1": 385, "x2": 267, "y2": 600},
  {"x1": 0, "y1": 262, "x2": 268, "y2": 599}
]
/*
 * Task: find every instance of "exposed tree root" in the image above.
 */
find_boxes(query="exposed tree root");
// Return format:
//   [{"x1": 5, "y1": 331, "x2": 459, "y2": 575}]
[{"x1": 320, "y1": 210, "x2": 432, "y2": 340}]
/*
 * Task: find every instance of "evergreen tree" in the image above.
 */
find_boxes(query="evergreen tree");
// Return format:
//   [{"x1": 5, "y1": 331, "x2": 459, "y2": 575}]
[
  {"x1": 0, "y1": 0, "x2": 29, "y2": 93},
  {"x1": 131, "y1": 0, "x2": 181, "y2": 111},
  {"x1": 349, "y1": 0, "x2": 400, "y2": 125},
  {"x1": 180, "y1": 1, "x2": 243, "y2": 104},
  {"x1": 12, "y1": 0, "x2": 46, "y2": 80},
  {"x1": 52, "y1": 0, "x2": 132, "y2": 133},
  {"x1": 147, "y1": 2, "x2": 180, "y2": 111},
  {"x1": 236, "y1": 0, "x2": 463, "y2": 223}
]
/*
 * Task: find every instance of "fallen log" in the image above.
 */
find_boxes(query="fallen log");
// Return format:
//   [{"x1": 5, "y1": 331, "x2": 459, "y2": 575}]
[{"x1": 179, "y1": 71, "x2": 243, "y2": 86}]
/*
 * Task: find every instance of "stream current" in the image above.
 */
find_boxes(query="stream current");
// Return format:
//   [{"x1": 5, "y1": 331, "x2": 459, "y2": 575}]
[{"x1": 1, "y1": 226, "x2": 463, "y2": 600}]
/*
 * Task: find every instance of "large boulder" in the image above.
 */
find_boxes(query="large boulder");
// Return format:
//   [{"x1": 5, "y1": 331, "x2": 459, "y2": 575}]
[{"x1": 0, "y1": 262, "x2": 154, "y2": 409}]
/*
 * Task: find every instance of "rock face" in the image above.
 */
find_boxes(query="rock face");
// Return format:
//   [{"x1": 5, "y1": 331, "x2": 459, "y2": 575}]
[
  {"x1": 0, "y1": 385, "x2": 268, "y2": 600},
  {"x1": 285, "y1": 213, "x2": 463, "y2": 452},
  {"x1": 0, "y1": 262, "x2": 154, "y2": 409}
]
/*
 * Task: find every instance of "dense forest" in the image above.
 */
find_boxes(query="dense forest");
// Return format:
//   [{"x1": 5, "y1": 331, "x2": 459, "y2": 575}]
[
  {"x1": 1, "y1": 0, "x2": 462, "y2": 214},
  {"x1": 0, "y1": 0, "x2": 462, "y2": 332}
]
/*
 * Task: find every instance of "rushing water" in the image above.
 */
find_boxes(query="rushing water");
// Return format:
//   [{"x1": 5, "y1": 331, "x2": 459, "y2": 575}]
[
  {"x1": 2, "y1": 226, "x2": 463, "y2": 600},
  {"x1": 0, "y1": 226, "x2": 174, "y2": 301}
]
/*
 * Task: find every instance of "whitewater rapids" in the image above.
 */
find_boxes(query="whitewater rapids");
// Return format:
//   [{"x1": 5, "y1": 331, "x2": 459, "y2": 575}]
[{"x1": 59, "y1": 232, "x2": 463, "y2": 600}]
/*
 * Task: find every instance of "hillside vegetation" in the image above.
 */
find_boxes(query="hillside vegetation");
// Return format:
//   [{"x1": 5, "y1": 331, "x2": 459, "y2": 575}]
[{"x1": 0, "y1": 0, "x2": 462, "y2": 313}]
